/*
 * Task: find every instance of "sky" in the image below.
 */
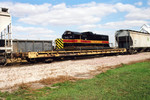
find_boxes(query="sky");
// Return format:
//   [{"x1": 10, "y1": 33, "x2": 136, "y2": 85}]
[{"x1": 0, "y1": 0, "x2": 150, "y2": 44}]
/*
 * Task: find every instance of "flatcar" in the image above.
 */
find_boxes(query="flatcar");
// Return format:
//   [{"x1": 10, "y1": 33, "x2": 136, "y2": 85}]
[
  {"x1": 115, "y1": 30, "x2": 150, "y2": 53},
  {"x1": 55, "y1": 31, "x2": 110, "y2": 50}
]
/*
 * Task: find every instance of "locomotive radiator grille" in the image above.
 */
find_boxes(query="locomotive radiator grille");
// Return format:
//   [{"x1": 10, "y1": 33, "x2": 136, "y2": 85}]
[{"x1": 55, "y1": 39, "x2": 64, "y2": 50}]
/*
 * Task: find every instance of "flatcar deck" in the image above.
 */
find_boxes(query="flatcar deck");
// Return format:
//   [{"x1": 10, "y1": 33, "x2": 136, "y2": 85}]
[{"x1": 28, "y1": 48, "x2": 126, "y2": 59}]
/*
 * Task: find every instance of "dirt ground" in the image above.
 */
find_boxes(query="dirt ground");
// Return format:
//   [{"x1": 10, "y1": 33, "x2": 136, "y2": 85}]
[{"x1": 0, "y1": 52, "x2": 150, "y2": 92}]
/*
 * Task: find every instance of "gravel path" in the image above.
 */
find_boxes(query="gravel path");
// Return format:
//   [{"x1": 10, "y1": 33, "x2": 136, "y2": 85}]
[{"x1": 0, "y1": 52, "x2": 150, "y2": 89}]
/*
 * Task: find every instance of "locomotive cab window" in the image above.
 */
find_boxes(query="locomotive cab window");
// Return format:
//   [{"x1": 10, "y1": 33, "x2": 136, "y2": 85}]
[{"x1": 69, "y1": 36, "x2": 73, "y2": 39}]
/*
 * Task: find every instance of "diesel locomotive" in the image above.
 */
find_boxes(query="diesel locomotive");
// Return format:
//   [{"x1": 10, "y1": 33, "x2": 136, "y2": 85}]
[{"x1": 55, "y1": 31, "x2": 110, "y2": 50}]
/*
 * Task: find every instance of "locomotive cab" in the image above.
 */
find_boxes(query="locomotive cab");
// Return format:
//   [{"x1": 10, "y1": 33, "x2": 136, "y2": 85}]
[
  {"x1": 81, "y1": 32, "x2": 93, "y2": 40},
  {"x1": 62, "y1": 31, "x2": 81, "y2": 39}
]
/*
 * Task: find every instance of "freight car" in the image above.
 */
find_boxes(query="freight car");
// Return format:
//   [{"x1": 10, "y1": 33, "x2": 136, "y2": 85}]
[
  {"x1": 0, "y1": 39, "x2": 53, "y2": 52},
  {"x1": 0, "y1": 39, "x2": 53, "y2": 65},
  {"x1": 115, "y1": 30, "x2": 150, "y2": 54},
  {"x1": 55, "y1": 31, "x2": 110, "y2": 50}
]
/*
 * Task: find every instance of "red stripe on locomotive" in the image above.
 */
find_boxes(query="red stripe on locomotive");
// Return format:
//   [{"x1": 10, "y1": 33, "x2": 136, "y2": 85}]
[
  {"x1": 102, "y1": 41, "x2": 109, "y2": 44},
  {"x1": 80, "y1": 40, "x2": 91, "y2": 43},
  {"x1": 63, "y1": 39, "x2": 109, "y2": 44},
  {"x1": 63, "y1": 39, "x2": 78, "y2": 43}
]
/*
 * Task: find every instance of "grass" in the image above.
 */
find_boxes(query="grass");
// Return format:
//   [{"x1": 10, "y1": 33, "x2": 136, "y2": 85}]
[{"x1": 0, "y1": 61, "x2": 150, "y2": 100}]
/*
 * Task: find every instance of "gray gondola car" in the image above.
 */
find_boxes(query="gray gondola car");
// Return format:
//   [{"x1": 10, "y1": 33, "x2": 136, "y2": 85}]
[
  {"x1": 0, "y1": 39, "x2": 53, "y2": 53},
  {"x1": 115, "y1": 30, "x2": 150, "y2": 53}
]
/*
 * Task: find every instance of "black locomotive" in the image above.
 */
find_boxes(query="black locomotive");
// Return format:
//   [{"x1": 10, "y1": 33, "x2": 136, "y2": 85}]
[{"x1": 55, "y1": 31, "x2": 110, "y2": 50}]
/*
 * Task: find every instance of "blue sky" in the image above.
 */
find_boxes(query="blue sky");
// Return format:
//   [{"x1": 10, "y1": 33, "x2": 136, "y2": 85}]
[
  {"x1": 0, "y1": 0, "x2": 150, "y2": 44},
  {"x1": 1, "y1": 0, "x2": 148, "y2": 5}
]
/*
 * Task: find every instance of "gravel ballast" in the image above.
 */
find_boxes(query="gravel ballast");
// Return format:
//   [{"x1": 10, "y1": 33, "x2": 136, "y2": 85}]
[{"x1": 0, "y1": 52, "x2": 150, "y2": 89}]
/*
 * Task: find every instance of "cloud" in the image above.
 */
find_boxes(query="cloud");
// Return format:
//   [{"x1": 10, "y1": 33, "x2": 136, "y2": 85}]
[
  {"x1": 19, "y1": 2, "x2": 117, "y2": 25},
  {"x1": 115, "y1": 3, "x2": 136, "y2": 12},
  {"x1": 134, "y1": 2, "x2": 142, "y2": 6},
  {"x1": 99, "y1": 20, "x2": 148, "y2": 29},
  {"x1": 13, "y1": 26, "x2": 54, "y2": 34},
  {"x1": 114, "y1": 3, "x2": 150, "y2": 21},
  {"x1": 0, "y1": 2, "x2": 51, "y2": 17},
  {"x1": 0, "y1": 2, "x2": 117, "y2": 25},
  {"x1": 125, "y1": 8, "x2": 150, "y2": 20},
  {"x1": 78, "y1": 24, "x2": 97, "y2": 31},
  {"x1": 12, "y1": 26, "x2": 57, "y2": 40},
  {"x1": 148, "y1": 0, "x2": 150, "y2": 5},
  {"x1": 79, "y1": 20, "x2": 148, "y2": 32},
  {"x1": 1, "y1": 2, "x2": 149, "y2": 26}
]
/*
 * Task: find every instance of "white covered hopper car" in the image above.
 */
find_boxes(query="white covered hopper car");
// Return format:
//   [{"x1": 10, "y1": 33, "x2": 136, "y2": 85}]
[{"x1": 115, "y1": 30, "x2": 150, "y2": 53}]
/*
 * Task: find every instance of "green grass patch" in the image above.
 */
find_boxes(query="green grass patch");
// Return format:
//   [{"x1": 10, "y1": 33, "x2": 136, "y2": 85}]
[{"x1": 0, "y1": 61, "x2": 150, "y2": 100}]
